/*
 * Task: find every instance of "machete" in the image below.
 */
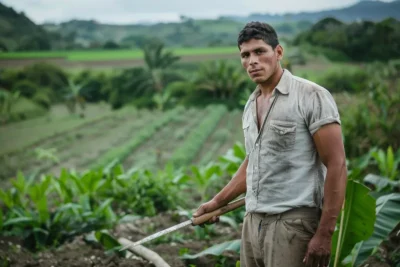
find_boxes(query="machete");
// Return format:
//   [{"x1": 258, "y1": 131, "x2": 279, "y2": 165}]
[{"x1": 119, "y1": 197, "x2": 245, "y2": 251}]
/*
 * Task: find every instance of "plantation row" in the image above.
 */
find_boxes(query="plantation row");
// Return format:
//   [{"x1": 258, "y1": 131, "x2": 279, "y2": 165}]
[
  {"x1": 0, "y1": 104, "x2": 243, "y2": 181},
  {"x1": 0, "y1": 142, "x2": 398, "y2": 266}
]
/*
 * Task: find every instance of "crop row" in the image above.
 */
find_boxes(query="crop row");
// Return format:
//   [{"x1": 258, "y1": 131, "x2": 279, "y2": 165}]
[
  {"x1": 90, "y1": 107, "x2": 184, "y2": 170},
  {"x1": 168, "y1": 104, "x2": 228, "y2": 167}
]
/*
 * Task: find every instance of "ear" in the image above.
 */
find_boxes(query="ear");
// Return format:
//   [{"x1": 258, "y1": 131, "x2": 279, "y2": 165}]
[{"x1": 276, "y1": 44, "x2": 284, "y2": 61}]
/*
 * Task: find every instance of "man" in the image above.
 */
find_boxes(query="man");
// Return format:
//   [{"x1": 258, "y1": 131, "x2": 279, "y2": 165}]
[{"x1": 193, "y1": 21, "x2": 347, "y2": 267}]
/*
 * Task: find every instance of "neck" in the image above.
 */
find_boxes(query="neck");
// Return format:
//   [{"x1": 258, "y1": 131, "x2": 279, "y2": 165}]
[{"x1": 258, "y1": 66, "x2": 284, "y2": 97}]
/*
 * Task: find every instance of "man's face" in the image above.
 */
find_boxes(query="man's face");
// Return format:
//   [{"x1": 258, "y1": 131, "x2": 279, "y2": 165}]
[{"x1": 239, "y1": 38, "x2": 283, "y2": 84}]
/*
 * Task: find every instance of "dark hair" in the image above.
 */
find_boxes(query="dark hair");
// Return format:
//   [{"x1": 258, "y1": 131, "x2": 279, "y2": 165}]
[{"x1": 237, "y1": 21, "x2": 279, "y2": 49}]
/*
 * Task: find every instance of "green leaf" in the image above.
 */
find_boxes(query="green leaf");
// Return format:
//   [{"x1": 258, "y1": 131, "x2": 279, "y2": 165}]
[
  {"x1": 0, "y1": 209, "x2": 3, "y2": 230},
  {"x1": 363, "y1": 174, "x2": 394, "y2": 192},
  {"x1": 331, "y1": 180, "x2": 376, "y2": 266},
  {"x1": 181, "y1": 239, "x2": 241, "y2": 259},
  {"x1": 94, "y1": 198, "x2": 113, "y2": 215},
  {"x1": 219, "y1": 216, "x2": 239, "y2": 230},
  {"x1": 94, "y1": 230, "x2": 125, "y2": 257},
  {"x1": 353, "y1": 193, "x2": 400, "y2": 266},
  {"x1": 0, "y1": 189, "x2": 13, "y2": 208},
  {"x1": 36, "y1": 196, "x2": 49, "y2": 223},
  {"x1": 4, "y1": 216, "x2": 34, "y2": 227},
  {"x1": 95, "y1": 230, "x2": 121, "y2": 250},
  {"x1": 79, "y1": 194, "x2": 91, "y2": 212},
  {"x1": 173, "y1": 174, "x2": 190, "y2": 185},
  {"x1": 387, "y1": 147, "x2": 394, "y2": 179}
]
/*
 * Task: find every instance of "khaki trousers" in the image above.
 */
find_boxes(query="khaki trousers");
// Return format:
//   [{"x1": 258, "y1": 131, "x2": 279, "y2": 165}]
[{"x1": 240, "y1": 207, "x2": 320, "y2": 267}]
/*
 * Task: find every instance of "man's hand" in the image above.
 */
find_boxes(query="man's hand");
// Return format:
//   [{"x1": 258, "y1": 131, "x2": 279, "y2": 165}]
[
  {"x1": 303, "y1": 232, "x2": 332, "y2": 267},
  {"x1": 192, "y1": 199, "x2": 221, "y2": 226}
]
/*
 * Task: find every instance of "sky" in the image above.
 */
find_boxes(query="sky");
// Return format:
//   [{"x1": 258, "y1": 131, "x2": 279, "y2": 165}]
[{"x1": 1, "y1": 0, "x2": 395, "y2": 24}]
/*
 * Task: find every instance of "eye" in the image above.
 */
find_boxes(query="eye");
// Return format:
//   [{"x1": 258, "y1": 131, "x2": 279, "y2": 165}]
[
  {"x1": 241, "y1": 53, "x2": 249, "y2": 59},
  {"x1": 256, "y1": 50, "x2": 265, "y2": 55}
]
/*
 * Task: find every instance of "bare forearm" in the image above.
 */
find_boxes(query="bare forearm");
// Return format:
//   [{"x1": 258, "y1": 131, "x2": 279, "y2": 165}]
[
  {"x1": 213, "y1": 157, "x2": 248, "y2": 206},
  {"x1": 317, "y1": 160, "x2": 347, "y2": 236}
]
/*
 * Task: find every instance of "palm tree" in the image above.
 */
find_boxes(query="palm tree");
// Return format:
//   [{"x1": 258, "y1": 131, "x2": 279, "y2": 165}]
[
  {"x1": 142, "y1": 41, "x2": 181, "y2": 92},
  {"x1": 195, "y1": 60, "x2": 248, "y2": 100},
  {"x1": 64, "y1": 79, "x2": 86, "y2": 117}
]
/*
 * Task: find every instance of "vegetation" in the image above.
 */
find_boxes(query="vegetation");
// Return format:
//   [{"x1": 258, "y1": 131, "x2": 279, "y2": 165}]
[
  {"x1": 0, "y1": 46, "x2": 238, "y2": 60},
  {"x1": 0, "y1": 12, "x2": 399, "y2": 267},
  {"x1": 293, "y1": 17, "x2": 400, "y2": 62}
]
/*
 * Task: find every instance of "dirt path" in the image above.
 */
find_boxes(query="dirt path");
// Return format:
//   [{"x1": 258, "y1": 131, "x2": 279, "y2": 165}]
[{"x1": 0, "y1": 53, "x2": 239, "y2": 69}]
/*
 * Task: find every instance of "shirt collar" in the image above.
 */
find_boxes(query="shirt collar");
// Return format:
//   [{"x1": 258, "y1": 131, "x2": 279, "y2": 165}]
[{"x1": 248, "y1": 69, "x2": 292, "y2": 101}]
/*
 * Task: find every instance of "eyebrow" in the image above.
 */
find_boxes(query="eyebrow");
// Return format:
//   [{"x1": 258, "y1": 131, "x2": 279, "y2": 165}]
[{"x1": 240, "y1": 46, "x2": 267, "y2": 56}]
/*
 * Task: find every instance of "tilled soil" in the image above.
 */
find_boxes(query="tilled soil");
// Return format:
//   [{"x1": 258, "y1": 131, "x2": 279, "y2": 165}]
[
  {"x1": 0, "y1": 211, "x2": 241, "y2": 267},
  {"x1": 1, "y1": 212, "x2": 398, "y2": 267}
]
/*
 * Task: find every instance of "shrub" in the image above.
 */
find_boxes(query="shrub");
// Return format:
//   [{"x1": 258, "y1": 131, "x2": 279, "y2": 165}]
[
  {"x1": 13, "y1": 80, "x2": 39, "y2": 98},
  {"x1": 317, "y1": 68, "x2": 369, "y2": 93}
]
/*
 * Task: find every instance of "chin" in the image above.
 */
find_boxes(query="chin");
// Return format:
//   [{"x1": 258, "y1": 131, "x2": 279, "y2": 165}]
[{"x1": 252, "y1": 76, "x2": 266, "y2": 83}]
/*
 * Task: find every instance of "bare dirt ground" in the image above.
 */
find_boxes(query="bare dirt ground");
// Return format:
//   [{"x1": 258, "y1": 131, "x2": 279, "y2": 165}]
[
  {"x1": 0, "y1": 211, "x2": 242, "y2": 267},
  {"x1": 0, "y1": 53, "x2": 239, "y2": 69}
]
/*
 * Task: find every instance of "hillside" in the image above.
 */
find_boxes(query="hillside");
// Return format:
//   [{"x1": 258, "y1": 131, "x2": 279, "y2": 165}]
[
  {"x1": 0, "y1": 2, "x2": 50, "y2": 51},
  {"x1": 42, "y1": 18, "x2": 311, "y2": 49},
  {"x1": 1, "y1": 0, "x2": 399, "y2": 51},
  {"x1": 226, "y1": 0, "x2": 400, "y2": 23}
]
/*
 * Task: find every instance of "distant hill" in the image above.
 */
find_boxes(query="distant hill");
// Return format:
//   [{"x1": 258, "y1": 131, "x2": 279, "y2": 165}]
[
  {"x1": 1, "y1": 0, "x2": 399, "y2": 51},
  {"x1": 0, "y1": 2, "x2": 49, "y2": 51},
  {"x1": 42, "y1": 18, "x2": 312, "y2": 49},
  {"x1": 0, "y1": 2, "x2": 73, "y2": 51},
  {"x1": 225, "y1": 0, "x2": 400, "y2": 23}
]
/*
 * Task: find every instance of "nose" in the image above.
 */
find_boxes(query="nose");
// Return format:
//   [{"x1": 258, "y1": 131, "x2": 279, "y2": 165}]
[{"x1": 249, "y1": 53, "x2": 258, "y2": 65}]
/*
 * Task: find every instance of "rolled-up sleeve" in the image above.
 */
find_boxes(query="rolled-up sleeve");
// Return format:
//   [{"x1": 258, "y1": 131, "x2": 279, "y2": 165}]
[{"x1": 306, "y1": 89, "x2": 341, "y2": 135}]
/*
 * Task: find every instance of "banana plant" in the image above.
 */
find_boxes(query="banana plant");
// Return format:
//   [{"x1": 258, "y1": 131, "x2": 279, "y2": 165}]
[
  {"x1": 352, "y1": 193, "x2": 400, "y2": 266},
  {"x1": 331, "y1": 180, "x2": 376, "y2": 267},
  {"x1": 369, "y1": 146, "x2": 399, "y2": 181}
]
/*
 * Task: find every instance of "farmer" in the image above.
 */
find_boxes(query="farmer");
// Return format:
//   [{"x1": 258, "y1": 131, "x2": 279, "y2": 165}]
[{"x1": 193, "y1": 21, "x2": 347, "y2": 267}]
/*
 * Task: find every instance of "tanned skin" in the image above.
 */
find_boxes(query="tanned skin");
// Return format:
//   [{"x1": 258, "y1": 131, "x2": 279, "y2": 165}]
[{"x1": 193, "y1": 38, "x2": 347, "y2": 267}]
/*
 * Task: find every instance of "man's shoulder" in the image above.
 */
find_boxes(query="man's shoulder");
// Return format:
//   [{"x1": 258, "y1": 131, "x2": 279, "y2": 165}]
[{"x1": 291, "y1": 74, "x2": 330, "y2": 95}]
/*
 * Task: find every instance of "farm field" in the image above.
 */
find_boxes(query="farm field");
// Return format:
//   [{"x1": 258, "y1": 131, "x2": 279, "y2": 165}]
[
  {"x1": 0, "y1": 104, "x2": 244, "y2": 182},
  {"x1": 0, "y1": 47, "x2": 239, "y2": 69},
  {"x1": 0, "y1": 47, "x2": 238, "y2": 61}
]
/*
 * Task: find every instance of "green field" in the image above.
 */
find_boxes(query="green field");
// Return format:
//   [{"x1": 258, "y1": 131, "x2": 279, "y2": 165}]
[
  {"x1": 0, "y1": 103, "x2": 244, "y2": 181},
  {"x1": 0, "y1": 46, "x2": 238, "y2": 61}
]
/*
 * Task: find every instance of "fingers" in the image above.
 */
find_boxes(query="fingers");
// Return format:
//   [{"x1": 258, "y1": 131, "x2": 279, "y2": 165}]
[
  {"x1": 307, "y1": 255, "x2": 314, "y2": 267},
  {"x1": 305, "y1": 254, "x2": 329, "y2": 267},
  {"x1": 322, "y1": 254, "x2": 330, "y2": 267},
  {"x1": 192, "y1": 206, "x2": 203, "y2": 217}
]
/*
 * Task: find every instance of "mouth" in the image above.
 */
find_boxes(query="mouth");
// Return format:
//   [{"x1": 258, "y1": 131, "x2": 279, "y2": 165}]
[{"x1": 249, "y1": 69, "x2": 262, "y2": 74}]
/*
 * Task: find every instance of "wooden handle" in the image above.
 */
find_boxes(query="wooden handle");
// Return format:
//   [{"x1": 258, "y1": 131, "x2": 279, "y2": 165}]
[{"x1": 191, "y1": 197, "x2": 245, "y2": 225}]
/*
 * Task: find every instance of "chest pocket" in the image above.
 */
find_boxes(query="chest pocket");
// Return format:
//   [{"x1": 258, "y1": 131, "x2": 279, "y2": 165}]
[{"x1": 265, "y1": 120, "x2": 297, "y2": 152}]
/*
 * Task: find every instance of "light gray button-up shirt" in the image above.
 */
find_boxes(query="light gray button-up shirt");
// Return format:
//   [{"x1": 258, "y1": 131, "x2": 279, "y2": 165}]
[{"x1": 242, "y1": 69, "x2": 341, "y2": 214}]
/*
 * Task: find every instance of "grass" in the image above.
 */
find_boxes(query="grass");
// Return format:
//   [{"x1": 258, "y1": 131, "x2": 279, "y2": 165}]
[{"x1": 0, "y1": 47, "x2": 238, "y2": 61}]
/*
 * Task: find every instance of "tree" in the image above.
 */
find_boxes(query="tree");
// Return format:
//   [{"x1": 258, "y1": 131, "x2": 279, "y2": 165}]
[
  {"x1": 64, "y1": 79, "x2": 86, "y2": 117},
  {"x1": 0, "y1": 89, "x2": 20, "y2": 124},
  {"x1": 142, "y1": 41, "x2": 181, "y2": 92},
  {"x1": 195, "y1": 60, "x2": 248, "y2": 100}
]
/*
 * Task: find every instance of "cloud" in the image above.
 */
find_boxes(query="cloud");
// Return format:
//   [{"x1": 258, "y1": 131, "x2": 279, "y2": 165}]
[{"x1": 2, "y1": 0, "x2": 395, "y2": 24}]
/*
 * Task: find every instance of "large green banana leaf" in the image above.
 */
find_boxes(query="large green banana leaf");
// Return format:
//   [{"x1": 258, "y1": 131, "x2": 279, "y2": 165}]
[
  {"x1": 353, "y1": 193, "x2": 400, "y2": 266},
  {"x1": 331, "y1": 180, "x2": 376, "y2": 267}
]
